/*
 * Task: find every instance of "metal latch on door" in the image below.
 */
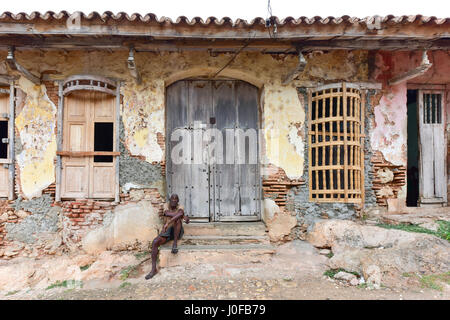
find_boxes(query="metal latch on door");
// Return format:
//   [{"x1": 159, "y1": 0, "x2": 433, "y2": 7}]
[{"x1": 1, "y1": 138, "x2": 9, "y2": 144}]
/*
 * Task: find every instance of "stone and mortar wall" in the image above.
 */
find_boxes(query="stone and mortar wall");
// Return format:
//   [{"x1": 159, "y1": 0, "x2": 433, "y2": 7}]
[{"x1": 284, "y1": 87, "x2": 375, "y2": 241}]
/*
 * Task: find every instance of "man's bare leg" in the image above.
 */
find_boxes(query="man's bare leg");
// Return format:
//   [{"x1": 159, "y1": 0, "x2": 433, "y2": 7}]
[
  {"x1": 145, "y1": 235, "x2": 167, "y2": 280},
  {"x1": 171, "y1": 219, "x2": 182, "y2": 254}
]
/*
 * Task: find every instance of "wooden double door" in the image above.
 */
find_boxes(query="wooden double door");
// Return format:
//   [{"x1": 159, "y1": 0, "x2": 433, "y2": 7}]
[
  {"x1": 166, "y1": 80, "x2": 261, "y2": 221},
  {"x1": 61, "y1": 91, "x2": 116, "y2": 199}
]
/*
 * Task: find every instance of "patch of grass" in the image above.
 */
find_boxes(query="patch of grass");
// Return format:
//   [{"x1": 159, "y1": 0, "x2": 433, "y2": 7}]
[
  {"x1": 324, "y1": 268, "x2": 360, "y2": 279},
  {"x1": 5, "y1": 290, "x2": 19, "y2": 296},
  {"x1": 402, "y1": 272, "x2": 413, "y2": 278},
  {"x1": 357, "y1": 283, "x2": 368, "y2": 289},
  {"x1": 436, "y1": 220, "x2": 450, "y2": 241},
  {"x1": 46, "y1": 280, "x2": 83, "y2": 290},
  {"x1": 119, "y1": 282, "x2": 132, "y2": 289},
  {"x1": 80, "y1": 264, "x2": 91, "y2": 271},
  {"x1": 326, "y1": 252, "x2": 334, "y2": 259},
  {"x1": 134, "y1": 251, "x2": 150, "y2": 260},
  {"x1": 419, "y1": 272, "x2": 450, "y2": 291},
  {"x1": 46, "y1": 280, "x2": 68, "y2": 290},
  {"x1": 376, "y1": 221, "x2": 450, "y2": 242},
  {"x1": 120, "y1": 265, "x2": 140, "y2": 281}
]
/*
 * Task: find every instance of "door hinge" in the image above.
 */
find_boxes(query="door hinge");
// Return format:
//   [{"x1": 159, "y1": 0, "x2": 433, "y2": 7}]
[
  {"x1": 2, "y1": 164, "x2": 9, "y2": 169},
  {"x1": 1, "y1": 138, "x2": 9, "y2": 144},
  {"x1": 0, "y1": 113, "x2": 9, "y2": 119}
]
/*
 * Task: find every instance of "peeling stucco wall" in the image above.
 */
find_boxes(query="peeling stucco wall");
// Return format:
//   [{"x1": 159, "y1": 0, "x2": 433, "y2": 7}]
[
  {"x1": 121, "y1": 80, "x2": 165, "y2": 163},
  {"x1": 4, "y1": 49, "x2": 373, "y2": 218},
  {"x1": 299, "y1": 50, "x2": 369, "y2": 82},
  {"x1": 367, "y1": 51, "x2": 450, "y2": 206},
  {"x1": 15, "y1": 78, "x2": 57, "y2": 199},
  {"x1": 370, "y1": 83, "x2": 407, "y2": 167},
  {"x1": 263, "y1": 84, "x2": 305, "y2": 179},
  {"x1": 118, "y1": 116, "x2": 164, "y2": 195},
  {"x1": 3, "y1": 49, "x2": 303, "y2": 198}
]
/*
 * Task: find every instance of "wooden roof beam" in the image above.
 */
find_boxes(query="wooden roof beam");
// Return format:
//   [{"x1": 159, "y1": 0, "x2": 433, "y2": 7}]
[{"x1": 297, "y1": 38, "x2": 450, "y2": 51}]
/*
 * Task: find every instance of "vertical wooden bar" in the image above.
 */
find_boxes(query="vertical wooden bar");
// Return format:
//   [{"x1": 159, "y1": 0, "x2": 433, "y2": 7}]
[
  {"x1": 115, "y1": 82, "x2": 121, "y2": 203},
  {"x1": 330, "y1": 136, "x2": 334, "y2": 191},
  {"x1": 342, "y1": 83, "x2": 348, "y2": 201},
  {"x1": 315, "y1": 93, "x2": 320, "y2": 197},
  {"x1": 337, "y1": 90, "x2": 341, "y2": 142},
  {"x1": 322, "y1": 94, "x2": 326, "y2": 170},
  {"x1": 329, "y1": 92, "x2": 334, "y2": 194},
  {"x1": 8, "y1": 81, "x2": 15, "y2": 200},
  {"x1": 308, "y1": 89, "x2": 313, "y2": 200},
  {"x1": 360, "y1": 90, "x2": 366, "y2": 205},
  {"x1": 55, "y1": 81, "x2": 63, "y2": 202}
]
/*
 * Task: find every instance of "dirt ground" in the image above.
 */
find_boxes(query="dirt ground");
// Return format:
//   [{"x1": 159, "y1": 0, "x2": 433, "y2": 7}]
[{"x1": 1, "y1": 252, "x2": 448, "y2": 300}]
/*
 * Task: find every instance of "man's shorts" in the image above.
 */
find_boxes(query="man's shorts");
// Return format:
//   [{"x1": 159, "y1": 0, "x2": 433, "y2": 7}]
[{"x1": 159, "y1": 225, "x2": 184, "y2": 240}]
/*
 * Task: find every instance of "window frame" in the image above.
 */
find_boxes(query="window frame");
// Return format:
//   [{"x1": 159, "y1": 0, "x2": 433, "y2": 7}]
[
  {"x1": 0, "y1": 83, "x2": 15, "y2": 200},
  {"x1": 307, "y1": 82, "x2": 366, "y2": 204}
]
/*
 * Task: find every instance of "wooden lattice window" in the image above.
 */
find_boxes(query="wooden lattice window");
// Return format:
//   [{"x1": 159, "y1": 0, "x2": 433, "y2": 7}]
[{"x1": 308, "y1": 83, "x2": 365, "y2": 203}]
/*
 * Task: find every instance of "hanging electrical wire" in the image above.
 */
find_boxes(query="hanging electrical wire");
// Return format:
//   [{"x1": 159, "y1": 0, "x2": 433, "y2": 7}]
[{"x1": 266, "y1": 0, "x2": 277, "y2": 38}]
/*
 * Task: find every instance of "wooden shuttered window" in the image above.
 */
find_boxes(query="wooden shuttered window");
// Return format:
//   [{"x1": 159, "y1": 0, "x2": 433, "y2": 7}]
[{"x1": 308, "y1": 83, "x2": 365, "y2": 203}]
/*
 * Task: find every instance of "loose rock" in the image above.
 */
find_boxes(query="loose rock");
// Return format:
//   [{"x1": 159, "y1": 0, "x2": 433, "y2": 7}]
[{"x1": 334, "y1": 271, "x2": 357, "y2": 283}]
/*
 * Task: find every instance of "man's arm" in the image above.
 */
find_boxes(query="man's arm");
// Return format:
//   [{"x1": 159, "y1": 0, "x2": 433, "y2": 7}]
[{"x1": 162, "y1": 209, "x2": 186, "y2": 231}]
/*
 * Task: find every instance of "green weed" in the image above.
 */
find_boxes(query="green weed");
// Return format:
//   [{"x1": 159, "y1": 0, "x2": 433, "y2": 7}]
[
  {"x1": 376, "y1": 221, "x2": 450, "y2": 242},
  {"x1": 134, "y1": 251, "x2": 150, "y2": 260},
  {"x1": 402, "y1": 272, "x2": 413, "y2": 278},
  {"x1": 46, "y1": 280, "x2": 83, "y2": 290},
  {"x1": 119, "y1": 265, "x2": 140, "y2": 281},
  {"x1": 80, "y1": 264, "x2": 91, "y2": 271},
  {"x1": 323, "y1": 268, "x2": 360, "y2": 279},
  {"x1": 419, "y1": 272, "x2": 450, "y2": 291},
  {"x1": 436, "y1": 221, "x2": 450, "y2": 241},
  {"x1": 119, "y1": 282, "x2": 132, "y2": 289},
  {"x1": 5, "y1": 290, "x2": 19, "y2": 296}
]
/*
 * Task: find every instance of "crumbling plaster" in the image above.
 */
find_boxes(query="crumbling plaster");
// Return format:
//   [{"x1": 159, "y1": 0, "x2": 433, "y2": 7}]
[
  {"x1": 370, "y1": 50, "x2": 450, "y2": 170},
  {"x1": 5, "y1": 49, "x2": 370, "y2": 199},
  {"x1": 15, "y1": 77, "x2": 57, "y2": 199},
  {"x1": 369, "y1": 82, "x2": 407, "y2": 167}
]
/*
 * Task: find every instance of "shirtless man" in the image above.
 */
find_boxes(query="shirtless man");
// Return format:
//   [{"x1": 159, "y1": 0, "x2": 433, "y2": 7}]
[{"x1": 145, "y1": 194, "x2": 190, "y2": 280}]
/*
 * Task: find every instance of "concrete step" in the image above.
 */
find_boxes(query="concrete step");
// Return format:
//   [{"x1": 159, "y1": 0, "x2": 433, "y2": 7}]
[
  {"x1": 159, "y1": 243, "x2": 276, "y2": 268},
  {"x1": 183, "y1": 222, "x2": 267, "y2": 237},
  {"x1": 179, "y1": 235, "x2": 270, "y2": 246}
]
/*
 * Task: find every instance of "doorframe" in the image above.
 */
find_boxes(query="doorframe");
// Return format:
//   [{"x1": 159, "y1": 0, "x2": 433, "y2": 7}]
[
  {"x1": 164, "y1": 78, "x2": 263, "y2": 222},
  {"x1": 0, "y1": 81, "x2": 15, "y2": 200},
  {"x1": 56, "y1": 75, "x2": 121, "y2": 202},
  {"x1": 409, "y1": 83, "x2": 448, "y2": 206}
]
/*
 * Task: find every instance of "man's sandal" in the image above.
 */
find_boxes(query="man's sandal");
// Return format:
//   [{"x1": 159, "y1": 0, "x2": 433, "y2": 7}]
[{"x1": 171, "y1": 248, "x2": 179, "y2": 254}]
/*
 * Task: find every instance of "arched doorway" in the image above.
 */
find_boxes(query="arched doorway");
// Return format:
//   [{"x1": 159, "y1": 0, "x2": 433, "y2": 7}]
[{"x1": 166, "y1": 79, "x2": 261, "y2": 222}]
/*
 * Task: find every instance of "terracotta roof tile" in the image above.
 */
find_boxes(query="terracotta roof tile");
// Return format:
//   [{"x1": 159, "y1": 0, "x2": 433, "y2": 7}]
[{"x1": 0, "y1": 11, "x2": 448, "y2": 26}]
